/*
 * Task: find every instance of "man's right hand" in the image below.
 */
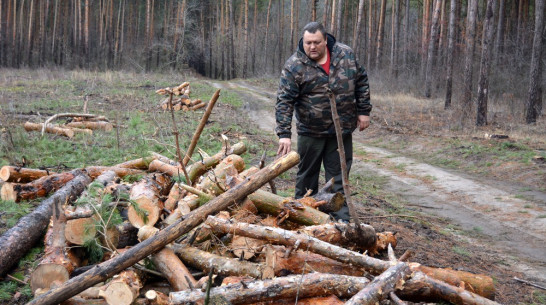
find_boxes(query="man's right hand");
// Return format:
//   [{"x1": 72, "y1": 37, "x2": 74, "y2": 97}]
[{"x1": 277, "y1": 138, "x2": 292, "y2": 156}]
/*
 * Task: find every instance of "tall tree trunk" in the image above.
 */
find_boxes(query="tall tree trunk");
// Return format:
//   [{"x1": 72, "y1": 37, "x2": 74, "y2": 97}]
[
  {"x1": 323, "y1": 0, "x2": 330, "y2": 28},
  {"x1": 403, "y1": 0, "x2": 410, "y2": 71},
  {"x1": 353, "y1": 0, "x2": 365, "y2": 56},
  {"x1": 525, "y1": 0, "x2": 545, "y2": 123},
  {"x1": 375, "y1": 0, "x2": 386, "y2": 69},
  {"x1": 438, "y1": 0, "x2": 446, "y2": 62},
  {"x1": 290, "y1": 0, "x2": 295, "y2": 52},
  {"x1": 229, "y1": 0, "x2": 235, "y2": 79},
  {"x1": 390, "y1": 0, "x2": 400, "y2": 77},
  {"x1": 444, "y1": 0, "x2": 456, "y2": 109},
  {"x1": 461, "y1": 0, "x2": 479, "y2": 119},
  {"x1": 336, "y1": 0, "x2": 343, "y2": 39},
  {"x1": 330, "y1": 0, "x2": 336, "y2": 34},
  {"x1": 312, "y1": 0, "x2": 317, "y2": 21},
  {"x1": 243, "y1": 0, "x2": 248, "y2": 77},
  {"x1": 424, "y1": 0, "x2": 442, "y2": 97},
  {"x1": 264, "y1": 0, "x2": 272, "y2": 73},
  {"x1": 145, "y1": 0, "x2": 151, "y2": 71},
  {"x1": 367, "y1": 0, "x2": 374, "y2": 70},
  {"x1": 476, "y1": 0, "x2": 497, "y2": 126},
  {"x1": 420, "y1": 0, "x2": 431, "y2": 76},
  {"x1": 494, "y1": 0, "x2": 505, "y2": 65},
  {"x1": 27, "y1": 0, "x2": 34, "y2": 65},
  {"x1": 84, "y1": 0, "x2": 89, "y2": 60}
]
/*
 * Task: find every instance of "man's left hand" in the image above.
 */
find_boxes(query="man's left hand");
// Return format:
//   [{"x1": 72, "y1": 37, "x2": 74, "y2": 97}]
[{"x1": 357, "y1": 115, "x2": 370, "y2": 131}]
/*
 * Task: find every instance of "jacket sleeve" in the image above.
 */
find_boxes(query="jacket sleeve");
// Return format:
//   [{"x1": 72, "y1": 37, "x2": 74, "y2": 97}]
[
  {"x1": 275, "y1": 64, "x2": 299, "y2": 139},
  {"x1": 354, "y1": 60, "x2": 372, "y2": 116}
]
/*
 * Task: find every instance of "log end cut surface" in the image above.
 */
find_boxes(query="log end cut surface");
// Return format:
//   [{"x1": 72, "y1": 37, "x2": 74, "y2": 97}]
[{"x1": 30, "y1": 264, "x2": 70, "y2": 294}]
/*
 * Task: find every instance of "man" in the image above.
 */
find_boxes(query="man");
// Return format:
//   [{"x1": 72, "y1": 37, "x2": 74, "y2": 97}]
[{"x1": 275, "y1": 22, "x2": 372, "y2": 208}]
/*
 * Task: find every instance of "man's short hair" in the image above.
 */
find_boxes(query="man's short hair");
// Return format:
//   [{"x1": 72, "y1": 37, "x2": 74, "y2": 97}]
[{"x1": 302, "y1": 22, "x2": 327, "y2": 39}]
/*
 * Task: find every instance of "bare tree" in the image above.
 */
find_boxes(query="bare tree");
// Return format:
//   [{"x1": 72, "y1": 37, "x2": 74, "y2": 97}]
[
  {"x1": 367, "y1": 0, "x2": 374, "y2": 70},
  {"x1": 353, "y1": 0, "x2": 365, "y2": 56},
  {"x1": 424, "y1": 0, "x2": 442, "y2": 97},
  {"x1": 243, "y1": 0, "x2": 248, "y2": 78},
  {"x1": 444, "y1": 0, "x2": 456, "y2": 109},
  {"x1": 476, "y1": 0, "x2": 497, "y2": 126},
  {"x1": 403, "y1": 0, "x2": 410, "y2": 71},
  {"x1": 525, "y1": 0, "x2": 545, "y2": 123},
  {"x1": 375, "y1": 0, "x2": 386, "y2": 69},
  {"x1": 461, "y1": 0, "x2": 479, "y2": 119},
  {"x1": 390, "y1": 0, "x2": 400, "y2": 77},
  {"x1": 494, "y1": 0, "x2": 506, "y2": 64}
]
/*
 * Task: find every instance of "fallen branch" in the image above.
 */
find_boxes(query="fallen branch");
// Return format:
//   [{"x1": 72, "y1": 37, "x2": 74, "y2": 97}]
[{"x1": 40, "y1": 113, "x2": 98, "y2": 136}]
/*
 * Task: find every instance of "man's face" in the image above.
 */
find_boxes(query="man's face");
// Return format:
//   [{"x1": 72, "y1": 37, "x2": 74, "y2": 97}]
[{"x1": 303, "y1": 31, "x2": 327, "y2": 62}]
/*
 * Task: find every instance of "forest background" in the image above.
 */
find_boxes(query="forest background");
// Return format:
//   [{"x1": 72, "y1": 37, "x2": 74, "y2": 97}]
[{"x1": 0, "y1": 0, "x2": 544, "y2": 126}]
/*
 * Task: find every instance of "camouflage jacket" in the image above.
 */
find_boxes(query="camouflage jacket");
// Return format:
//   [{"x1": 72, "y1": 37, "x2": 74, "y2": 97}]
[{"x1": 275, "y1": 33, "x2": 371, "y2": 138}]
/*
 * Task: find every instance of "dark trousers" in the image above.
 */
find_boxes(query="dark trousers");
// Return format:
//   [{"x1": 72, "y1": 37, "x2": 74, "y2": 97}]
[{"x1": 295, "y1": 134, "x2": 353, "y2": 198}]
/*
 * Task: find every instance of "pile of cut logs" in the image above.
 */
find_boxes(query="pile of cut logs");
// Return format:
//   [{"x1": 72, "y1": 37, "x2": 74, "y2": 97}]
[
  {"x1": 0, "y1": 144, "x2": 499, "y2": 305},
  {"x1": 158, "y1": 82, "x2": 206, "y2": 111},
  {"x1": 0, "y1": 85, "x2": 500, "y2": 305},
  {"x1": 23, "y1": 114, "x2": 114, "y2": 138}
]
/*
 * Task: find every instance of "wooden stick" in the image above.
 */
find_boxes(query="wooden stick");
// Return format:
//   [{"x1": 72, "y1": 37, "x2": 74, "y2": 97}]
[
  {"x1": 167, "y1": 91, "x2": 191, "y2": 184},
  {"x1": 28, "y1": 152, "x2": 299, "y2": 305},
  {"x1": 182, "y1": 89, "x2": 220, "y2": 166},
  {"x1": 326, "y1": 89, "x2": 360, "y2": 226}
]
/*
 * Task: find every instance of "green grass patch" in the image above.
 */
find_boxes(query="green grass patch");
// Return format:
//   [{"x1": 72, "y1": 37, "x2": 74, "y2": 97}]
[
  {"x1": 0, "y1": 200, "x2": 33, "y2": 234},
  {"x1": 452, "y1": 246, "x2": 471, "y2": 257}
]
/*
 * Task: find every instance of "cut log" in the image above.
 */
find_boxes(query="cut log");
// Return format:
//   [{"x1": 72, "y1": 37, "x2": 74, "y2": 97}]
[
  {"x1": 189, "y1": 99, "x2": 202, "y2": 106},
  {"x1": 27, "y1": 152, "x2": 299, "y2": 305},
  {"x1": 205, "y1": 216, "x2": 496, "y2": 301},
  {"x1": 138, "y1": 226, "x2": 197, "y2": 291},
  {"x1": 0, "y1": 166, "x2": 56, "y2": 183},
  {"x1": 259, "y1": 245, "x2": 367, "y2": 277},
  {"x1": 300, "y1": 222, "x2": 378, "y2": 251},
  {"x1": 24, "y1": 122, "x2": 75, "y2": 138},
  {"x1": 398, "y1": 271, "x2": 500, "y2": 305},
  {"x1": 247, "y1": 190, "x2": 330, "y2": 225},
  {"x1": 98, "y1": 269, "x2": 143, "y2": 305},
  {"x1": 185, "y1": 141, "x2": 247, "y2": 184},
  {"x1": 173, "y1": 244, "x2": 264, "y2": 279},
  {"x1": 1, "y1": 170, "x2": 81, "y2": 202},
  {"x1": 164, "y1": 183, "x2": 184, "y2": 211},
  {"x1": 169, "y1": 272, "x2": 370, "y2": 304},
  {"x1": 115, "y1": 157, "x2": 156, "y2": 170},
  {"x1": 198, "y1": 156, "x2": 243, "y2": 195},
  {"x1": 65, "y1": 217, "x2": 96, "y2": 246},
  {"x1": 30, "y1": 201, "x2": 79, "y2": 294},
  {"x1": 145, "y1": 290, "x2": 170, "y2": 305},
  {"x1": 315, "y1": 178, "x2": 344, "y2": 213},
  {"x1": 128, "y1": 173, "x2": 171, "y2": 228},
  {"x1": 0, "y1": 171, "x2": 91, "y2": 277},
  {"x1": 149, "y1": 152, "x2": 177, "y2": 166},
  {"x1": 85, "y1": 166, "x2": 143, "y2": 179},
  {"x1": 230, "y1": 235, "x2": 266, "y2": 260},
  {"x1": 345, "y1": 262, "x2": 411, "y2": 305},
  {"x1": 188, "y1": 102, "x2": 206, "y2": 111},
  {"x1": 66, "y1": 121, "x2": 113, "y2": 132},
  {"x1": 61, "y1": 297, "x2": 107, "y2": 305},
  {"x1": 116, "y1": 222, "x2": 139, "y2": 249}
]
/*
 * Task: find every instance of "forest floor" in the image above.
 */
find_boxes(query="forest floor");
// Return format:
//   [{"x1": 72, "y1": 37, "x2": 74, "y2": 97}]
[
  {"x1": 207, "y1": 78, "x2": 546, "y2": 305},
  {"x1": 0, "y1": 69, "x2": 545, "y2": 304}
]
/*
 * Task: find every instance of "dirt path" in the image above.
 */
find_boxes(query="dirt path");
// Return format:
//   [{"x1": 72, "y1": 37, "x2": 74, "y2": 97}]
[{"x1": 209, "y1": 80, "x2": 546, "y2": 285}]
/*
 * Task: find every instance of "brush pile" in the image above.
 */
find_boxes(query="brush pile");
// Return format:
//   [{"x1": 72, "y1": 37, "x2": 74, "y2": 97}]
[
  {"x1": 158, "y1": 82, "x2": 206, "y2": 112},
  {"x1": 0, "y1": 86, "x2": 500, "y2": 305}
]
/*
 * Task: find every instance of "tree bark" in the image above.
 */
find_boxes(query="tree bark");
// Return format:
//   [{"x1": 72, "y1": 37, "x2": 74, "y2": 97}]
[
  {"x1": 1, "y1": 170, "x2": 81, "y2": 202},
  {"x1": 0, "y1": 166, "x2": 56, "y2": 183},
  {"x1": 494, "y1": 0, "x2": 506, "y2": 64},
  {"x1": 461, "y1": 0, "x2": 479, "y2": 119},
  {"x1": 0, "y1": 171, "x2": 90, "y2": 277},
  {"x1": 345, "y1": 262, "x2": 411, "y2": 305},
  {"x1": 525, "y1": 0, "x2": 545, "y2": 123},
  {"x1": 476, "y1": 0, "x2": 497, "y2": 126},
  {"x1": 98, "y1": 269, "x2": 142, "y2": 305},
  {"x1": 424, "y1": 0, "x2": 443, "y2": 98},
  {"x1": 390, "y1": 0, "x2": 400, "y2": 77},
  {"x1": 445, "y1": 0, "x2": 457, "y2": 109},
  {"x1": 173, "y1": 244, "x2": 265, "y2": 279},
  {"x1": 28, "y1": 152, "x2": 299, "y2": 305},
  {"x1": 375, "y1": 0, "x2": 386, "y2": 69},
  {"x1": 169, "y1": 273, "x2": 370, "y2": 304}
]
